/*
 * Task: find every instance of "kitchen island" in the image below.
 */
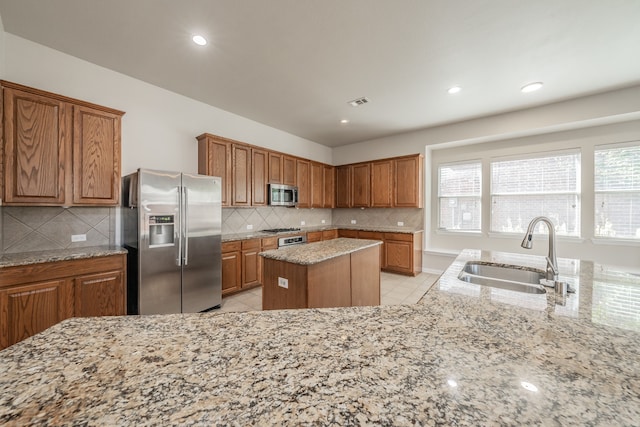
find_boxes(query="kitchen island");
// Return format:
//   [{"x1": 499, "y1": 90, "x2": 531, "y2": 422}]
[
  {"x1": 1, "y1": 249, "x2": 639, "y2": 425},
  {"x1": 260, "y1": 238, "x2": 382, "y2": 310}
]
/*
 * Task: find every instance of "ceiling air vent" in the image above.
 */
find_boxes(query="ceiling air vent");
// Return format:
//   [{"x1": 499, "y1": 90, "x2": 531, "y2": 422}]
[{"x1": 347, "y1": 97, "x2": 370, "y2": 107}]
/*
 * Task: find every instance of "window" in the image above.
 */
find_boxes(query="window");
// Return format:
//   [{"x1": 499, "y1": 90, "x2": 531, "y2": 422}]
[
  {"x1": 438, "y1": 162, "x2": 481, "y2": 231},
  {"x1": 594, "y1": 143, "x2": 640, "y2": 239},
  {"x1": 490, "y1": 151, "x2": 580, "y2": 236}
]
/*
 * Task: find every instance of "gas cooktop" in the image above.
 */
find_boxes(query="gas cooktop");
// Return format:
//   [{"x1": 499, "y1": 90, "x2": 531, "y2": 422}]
[{"x1": 261, "y1": 228, "x2": 302, "y2": 233}]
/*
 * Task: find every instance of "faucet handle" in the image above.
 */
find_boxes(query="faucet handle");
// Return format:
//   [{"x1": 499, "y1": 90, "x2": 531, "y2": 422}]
[{"x1": 545, "y1": 256, "x2": 559, "y2": 274}]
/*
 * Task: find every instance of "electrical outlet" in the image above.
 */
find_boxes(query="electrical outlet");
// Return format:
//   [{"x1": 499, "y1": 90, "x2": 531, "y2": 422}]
[
  {"x1": 397, "y1": 221, "x2": 404, "y2": 226},
  {"x1": 321, "y1": 220, "x2": 326, "y2": 224},
  {"x1": 351, "y1": 219, "x2": 357, "y2": 224},
  {"x1": 301, "y1": 221, "x2": 305, "y2": 226},
  {"x1": 278, "y1": 277, "x2": 289, "y2": 289},
  {"x1": 246, "y1": 224, "x2": 253, "y2": 230},
  {"x1": 71, "y1": 234, "x2": 87, "y2": 242}
]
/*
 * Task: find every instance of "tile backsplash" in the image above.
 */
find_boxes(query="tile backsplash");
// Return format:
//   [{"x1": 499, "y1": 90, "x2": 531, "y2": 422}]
[
  {"x1": 1, "y1": 206, "x2": 115, "y2": 254},
  {"x1": 222, "y1": 207, "x2": 332, "y2": 234},
  {"x1": 332, "y1": 208, "x2": 424, "y2": 230}
]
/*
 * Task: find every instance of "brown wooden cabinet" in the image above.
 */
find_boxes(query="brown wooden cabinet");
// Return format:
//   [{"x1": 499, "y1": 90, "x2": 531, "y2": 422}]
[
  {"x1": 252, "y1": 148, "x2": 268, "y2": 206},
  {"x1": 221, "y1": 241, "x2": 242, "y2": 296},
  {"x1": 358, "y1": 230, "x2": 386, "y2": 268},
  {"x1": 232, "y1": 144, "x2": 252, "y2": 206},
  {"x1": 322, "y1": 229, "x2": 338, "y2": 240},
  {"x1": 383, "y1": 231, "x2": 423, "y2": 276},
  {"x1": 307, "y1": 231, "x2": 323, "y2": 243},
  {"x1": 296, "y1": 159, "x2": 311, "y2": 208},
  {"x1": 1, "y1": 81, "x2": 124, "y2": 207},
  {"x1": 338, "y1": 229, "x2": 359, "y2": 238},
  {"x1": 283, "y1": 156, "x2": 297, "y2": 186},
  {"x1": 323, "y1": 165, "x2": 335, "y2": 208},
  {"x1": 394, "y1": 155, "x2": 423, "y2": 208},
  {"x1": 371, "y1": 160, "x2": 393, "y2": 208},
  {"x1": 336, "y1": 165, "x2": 352, "y2": 208},
  {"x1": 197, "y1": 134, "x2": 232, "y2": 206},
  {"x1": 352, "y1": 163, "x2": 371, "y2": 208},
  {"x1": 0, "y1": 253, "x2": 126, "y2": 350},
  {"x1": 241, "y1": 239, "x2": 261, "y2": 289},
  {"x1": 310, "y1": 162, "x2": 324, "y2": 208}
]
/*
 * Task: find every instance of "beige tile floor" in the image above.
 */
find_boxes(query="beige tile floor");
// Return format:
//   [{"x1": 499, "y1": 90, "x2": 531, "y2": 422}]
[{"x1": 217, "y1": 272, "x2": 441, "y2": 313}]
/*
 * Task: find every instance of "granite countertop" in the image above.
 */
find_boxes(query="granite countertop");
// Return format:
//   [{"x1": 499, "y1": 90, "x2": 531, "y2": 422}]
[
  {"x1": 222, "y1": 225, "x2": 422, "y2": 242},
  {"x1": 1, "y1": 249, "x2": 638, "y2": 425},
  {"x1": 0, "y1": 245, "x2": 127, "y2": 269},
  {"x1": 260, "y1": 237, "x2": 383, "y2": 265}
]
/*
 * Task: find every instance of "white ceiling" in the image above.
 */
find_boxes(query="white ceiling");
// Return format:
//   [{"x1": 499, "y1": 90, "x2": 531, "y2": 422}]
[{"x1": 1, "y1": 0, "x2": 639, "y2": 148}]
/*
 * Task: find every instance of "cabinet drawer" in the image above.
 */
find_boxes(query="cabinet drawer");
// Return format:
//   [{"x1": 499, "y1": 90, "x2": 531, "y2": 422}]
[
  {"x1": 384, "y1": 232, "x2": 413, "y2": 242},
  {"x1": 338, "y1": 229, "x2": 358, "y2": 238},
  {"x1": 307, "y1": 231, "x2": 322, "y2": 242},
  {"x1": 222, "y1": 241, "x2": 242, "y2": 252},
  {"x1": 241, "y1": 238, "x2": 261, "y2": 250},
  {"x1": 322, "y1": 229, "x2": 338, "y2": 240},
  {"x1": 358, "y1": 231, "x2": 384, "y2": 240},
  {"x1": 261, "y1": 237, "x2": 278, "y2": 249}
]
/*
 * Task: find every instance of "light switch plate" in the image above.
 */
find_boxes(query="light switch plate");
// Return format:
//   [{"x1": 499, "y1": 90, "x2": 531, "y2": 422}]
[
  {"x1": 278, "y1": 277, "x2": 289, "y2": 289},
  {"x1": 71, "y1": 234, "x2": 87, "y2": 242}
]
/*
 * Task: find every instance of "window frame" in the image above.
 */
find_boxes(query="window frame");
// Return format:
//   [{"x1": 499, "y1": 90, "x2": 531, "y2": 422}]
[{"x1": 436, "y1": 160, "x2": 482, "y2": 234}]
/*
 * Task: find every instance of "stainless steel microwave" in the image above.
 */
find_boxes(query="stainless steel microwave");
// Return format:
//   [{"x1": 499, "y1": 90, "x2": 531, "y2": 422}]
[{"x1": 268, "y1": 184, "x2": 298, "y2": 206}]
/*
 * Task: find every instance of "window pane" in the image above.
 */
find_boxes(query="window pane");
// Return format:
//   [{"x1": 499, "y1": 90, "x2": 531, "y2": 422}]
[
  {"x1": 439, "y1": 163, "x2": 481, "y2": 196},
  {"x1": 491, "y1": 194, "x2": 580, "y2": 235},
  {"x1": 595, "y1": 145, "x2": 640, "y2": 191},
  {"x1": 595, "y1": 192, "x2": 640, "y2": 238},
  {"x1": 439, "y1": 196, "x2": 481, "y2": 231},
  {"x1": 492, "y1": 154, "x2": 579, "y2": 194}
]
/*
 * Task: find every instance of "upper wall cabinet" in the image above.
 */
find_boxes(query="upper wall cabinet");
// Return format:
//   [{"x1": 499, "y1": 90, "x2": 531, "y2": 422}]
[
  {"x1": 394, "y1": 155, "x2": 423, "y2": 208},
  {"x1": 197, "y1": 134, "x2": 232, "y2": 206},
  {"x1": 1, "y1": 81, "x2": 124, "y2": 206}
]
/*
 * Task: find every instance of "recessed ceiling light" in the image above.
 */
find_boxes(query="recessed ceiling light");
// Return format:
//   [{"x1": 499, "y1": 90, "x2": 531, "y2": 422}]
[
  {"x1": 521, "y1": 82, "x2": 543, "y2": 93},
  {"x1": 447, "y1": 86, "x2": 461, "y2": 94},
  {"x1": 192, "y1": 35, "x2": 207, "y2": 46},
  {"x1": 340, "y1": 119, "x2": 350, "y2": 124}
]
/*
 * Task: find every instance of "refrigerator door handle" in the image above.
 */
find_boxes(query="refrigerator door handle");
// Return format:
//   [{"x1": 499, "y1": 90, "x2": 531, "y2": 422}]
[
  {"x1": 183, "y1": 186, "x2": 189, "y2": 266},
  {"x1": 176, "y1": 185, "x2": 183, "y2": 266}
]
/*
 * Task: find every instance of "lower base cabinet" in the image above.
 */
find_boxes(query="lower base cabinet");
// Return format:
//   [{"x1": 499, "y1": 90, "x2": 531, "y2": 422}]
[
  {"x1": 0, "y1": 254, "x2": 126, "y2": 350},
  {"x1": 222, "y1": 237, "x2": 278, "y2": 297}
]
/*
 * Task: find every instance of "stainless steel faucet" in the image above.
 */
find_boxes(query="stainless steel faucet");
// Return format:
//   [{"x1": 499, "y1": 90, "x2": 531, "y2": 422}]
[{"x1": 521, "y1": 216, "x2": 559, "y2": 282}]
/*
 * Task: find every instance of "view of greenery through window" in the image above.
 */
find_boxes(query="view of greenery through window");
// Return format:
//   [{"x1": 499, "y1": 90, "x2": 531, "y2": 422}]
[{"x1": 595, "y1": 144, "x2": 640, "y2": 239}]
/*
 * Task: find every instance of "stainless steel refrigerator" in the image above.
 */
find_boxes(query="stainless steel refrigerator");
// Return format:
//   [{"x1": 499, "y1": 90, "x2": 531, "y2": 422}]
[{"x1": 122, "y1": 169, "x2": 222, "y2": 315}]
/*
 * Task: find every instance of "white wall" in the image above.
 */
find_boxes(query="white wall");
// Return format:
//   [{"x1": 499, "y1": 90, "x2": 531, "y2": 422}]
[{"x1": 2, "y1": 34, "x2": 332, "y2": 175}]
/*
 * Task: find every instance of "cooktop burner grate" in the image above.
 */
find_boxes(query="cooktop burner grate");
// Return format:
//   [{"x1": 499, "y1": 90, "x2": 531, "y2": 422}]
[{"x1": 261, "y1": 227, "x2": 302, "y2": 233}]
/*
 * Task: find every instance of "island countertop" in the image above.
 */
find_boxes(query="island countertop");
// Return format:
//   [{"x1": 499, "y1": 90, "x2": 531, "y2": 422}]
[
  {"x1": 1, "y1": 249, "x2": 639, "y2": 425},
  {"x1": 259, "y1": 237, "x2": 382, "y2": 265}
]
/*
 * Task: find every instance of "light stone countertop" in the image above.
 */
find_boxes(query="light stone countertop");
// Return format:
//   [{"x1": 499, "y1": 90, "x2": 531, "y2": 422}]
[
  {"x1": 259, "y1": 238, "x2": 382, "y2": 265},
  {"x1": 0, "y1": 245, "x2": 127, "y2": 269},
  {"x1": 222, "y1": 225, "x2": 422, "y2": 242},
  {"x1": 1, "y1": 249, "x2": 638, "y2": 425}
]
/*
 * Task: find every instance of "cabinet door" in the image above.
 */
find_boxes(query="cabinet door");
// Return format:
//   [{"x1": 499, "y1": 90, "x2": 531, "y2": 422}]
[
  {"x1": 252, "y1": 148, "x2": 268, "y2": 206},
  {"x1": 72, "y1": 105, "x2": 121, "y2": 205},
  {"x1": 371, "y1": 160, "x2": 393, "y2": 207},
  {"x1": 323, "y1": 165, "x2": 335, "y2": 208},
  {"x1": 352, "y1": 163, "x2": 371, "y2": 207},
  {"x1": 198, "y1": 135, "x2": 231, "y2": 207},
  {"x1": 232, "y1": 144, "x2": 252, "y2": 206},
  {"x1": 221, "y1": 243, "x2": 242, "y2": 296},
  {"x1": 3, "y1": 87, "x2": 71, "y2": 205},
  {"x1": 296, "y1": 159, "x2": 311, "y2": 208},
  {"x1": 0, "y1": 279, "x2": 73, "y2": 349},
  {"x1": 307, "y1": 231, "x2": 322, "y2": 242},
  {"x1": 283, "y1": 156, "x2": 296, "y2": 186},
  {"x1": 74, "y1": 270, "x2": 125, "y2": 317},
  {"x1": 394, "y1": 155, "x2": 423, "y2": 208},
  {"x1": 268, "y1": 152, "x2": 283, "y2": 184},
  {"x1": 310, "y1": 162, "x2": 324, "y2": 208},
  {"x1": 336, "y1": 165, "x2": 352, "y2": 208},
  {"x1": 241, "y1": 239, "x2": 261, "y2": 288}
]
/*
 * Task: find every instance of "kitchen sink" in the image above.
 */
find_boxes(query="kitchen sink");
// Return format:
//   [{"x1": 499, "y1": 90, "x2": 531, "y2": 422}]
[{"x1": 458, "y1": 261, "x2": 547, "y2": 294}]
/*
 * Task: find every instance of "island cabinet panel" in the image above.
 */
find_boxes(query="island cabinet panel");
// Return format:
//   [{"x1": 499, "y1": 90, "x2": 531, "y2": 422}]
[
  {"x1": 335, "y1": 165, "x2": 352, "y2": 208},
  {"x1": 241, "y1": 238, "x2": 261, "y2": 289},
  {"x1": 323, "y1": 165, "x2": 335, "y2": 208},
  {"x1": 251, "y1": 148, "x2": 268, "y2": 206},
  {"x1": 371, "y1": 160, "x2": 393, "y2": 207},
  {"x1": 232, "y1": 144, "x2": 252, "y2": 206},
  {"x1": 0, "y1": 279, "x2": 73, "y2": 349},
  {"x1": 2, "y1": 81, "x2": 124, "y2": 207},
  {"x1": 268, "y1": 152, "x2": 283, "y2": 184},
  {"x1": 72, "y1": 105, "x2": 121, "y2": 205},
  {"x1": 310, "y1": 161, "x2": 324, "y2": 208},
  {"x1": 262, "y1": 260, "x2": 308, "y2": 310},
  {"x1": 282, "y1": 155, "x2": 297, "y2": 186},
  {"x1": 197, "y1": 134, "x2": 232, "y2": 206},
  {"x1": 296, "y1": 159, "x2": 311, "y2": 208},
  {"x1": 221, "y1": 241, "x2": 242, "y2": 295},
  {"x1": 358, "y1": 230, "x2": 386, "y2": 268},
  {"x1": 0, "y1": 253, "x2": 126, "y2": 350},
  {"x1": 74, "y1": 269, "x2": 125, "y2": 317},
  {"x1": 350, "y1": 245, "x2": 381, "y2": 306},
  {"x1": 2, "y1": 86, "x2": 71, "y2": 205},
  {"x1": 351, "y1": 163, "x2": 371, "y2": 207},
  {"x1": 394, "y1": 155, "x2": 423, "y2": 208},
  {"x1": 307, "y1": 255, "x2": 351, "y2": 308}
]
